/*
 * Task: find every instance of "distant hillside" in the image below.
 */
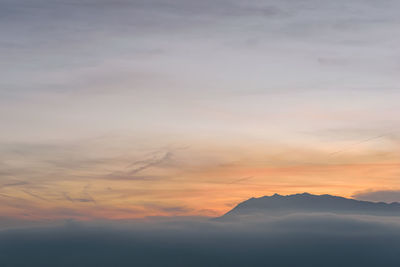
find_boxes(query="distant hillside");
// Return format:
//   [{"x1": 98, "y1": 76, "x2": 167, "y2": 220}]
[{"x1": 219, "y1": 193, "x2": 400, "y2": 219}]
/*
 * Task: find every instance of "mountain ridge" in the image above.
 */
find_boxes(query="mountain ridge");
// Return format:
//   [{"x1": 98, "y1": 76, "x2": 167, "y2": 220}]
[{"x1": 219, "y1": 193, "x2": 400, "y2": 220}]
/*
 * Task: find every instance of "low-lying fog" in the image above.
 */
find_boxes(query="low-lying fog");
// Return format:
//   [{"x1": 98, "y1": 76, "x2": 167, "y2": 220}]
[{"x1": 1, "y1": 213, "x2": 400, "y2": 266}]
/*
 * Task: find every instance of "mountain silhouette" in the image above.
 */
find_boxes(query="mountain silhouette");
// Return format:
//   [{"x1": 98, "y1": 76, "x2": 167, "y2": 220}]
[{"x1": 219, "y1": 193, "x2": 400, "y2": 219}]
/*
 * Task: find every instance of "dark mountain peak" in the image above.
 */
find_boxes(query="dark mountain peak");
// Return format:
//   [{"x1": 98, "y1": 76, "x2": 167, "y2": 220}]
[
  {"x1": 298, "y1": 192, "x2": 312, "y2": 196},
  {"x1": 219, "y1": 193, "x2": 400, "y2": 220}
]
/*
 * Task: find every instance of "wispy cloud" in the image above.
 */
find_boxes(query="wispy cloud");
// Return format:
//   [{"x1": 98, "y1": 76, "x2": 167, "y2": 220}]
[
  {"x1": 21, "y1": 190, "x2": 48, "y2": 201},
  {"x1": 0, "y1": 181, "x2": 29, "y2": 189},
  {"x1": 105, "y1": 151, "x2": 173, "y2": 180},
  {"x1": 353, "y1": 190, "x2": 400, "y2": 203},
  {"x1": 125, "y1": 151, "x2": 172, "y2": 175},
  {"x1": 63, "y1": 184, "x2": 96, "y2": 204}
]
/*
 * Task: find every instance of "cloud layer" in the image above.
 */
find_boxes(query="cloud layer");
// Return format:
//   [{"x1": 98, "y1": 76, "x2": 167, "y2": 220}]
[
  {"x1": 1, "y1": 214, "x2": 400, "y2": 266},
  {"x1": 354, "y1": 190, "x2": 400, "y2": 203}
]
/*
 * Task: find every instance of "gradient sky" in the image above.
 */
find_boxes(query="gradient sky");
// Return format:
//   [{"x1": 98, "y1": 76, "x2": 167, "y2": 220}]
[{"x1": 1, "y1": 0, "x2": 400, "y2": 221}]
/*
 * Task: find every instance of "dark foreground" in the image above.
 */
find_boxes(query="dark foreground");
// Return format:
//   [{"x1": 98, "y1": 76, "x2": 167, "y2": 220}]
[{"x1": 1, "y1": 214, "x2": 400, "y2": 266}]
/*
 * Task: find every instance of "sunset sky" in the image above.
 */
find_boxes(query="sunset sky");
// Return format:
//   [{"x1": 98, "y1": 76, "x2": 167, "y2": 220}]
[{"x1": 1, "y1": 0, "x2": 400, "y2": 221}]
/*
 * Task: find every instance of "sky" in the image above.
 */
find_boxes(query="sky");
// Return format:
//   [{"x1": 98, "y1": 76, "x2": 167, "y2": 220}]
[{"x1": 1, "y1": 0, "x2": 400, "y2": 221}]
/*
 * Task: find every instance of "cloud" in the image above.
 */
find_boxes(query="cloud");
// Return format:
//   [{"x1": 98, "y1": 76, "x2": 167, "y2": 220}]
[
  {"x1": 105, "y1": 151, "x2": 173, "y2": 180},
  {"x1": 125, "y1": 151, "x2": 172, "y2": 175},
  {"x1": 0, "y1": 181, "x2": 29, "y2": 189},
  {"x1": 140, "y1": 203, "x2": 191, "y2": 214},
  {"x1": 21, "y1": 190, "x2": 48, "y2": 201},
  {"x1": 226, "y1": 176, "x2": 254, "y2": 184},
  {"x1": 63, "y1": 192, "x2": 96, "y2": 204},
  {"x1": 63, "y1": 185, "x2": 96, "y2": 204},
  {"x1": 0, "y1": 140, "x2": 175, "y2": 181},
  {"x1": 353, "y1": 190, "x2": 400, "y2": 203}
]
